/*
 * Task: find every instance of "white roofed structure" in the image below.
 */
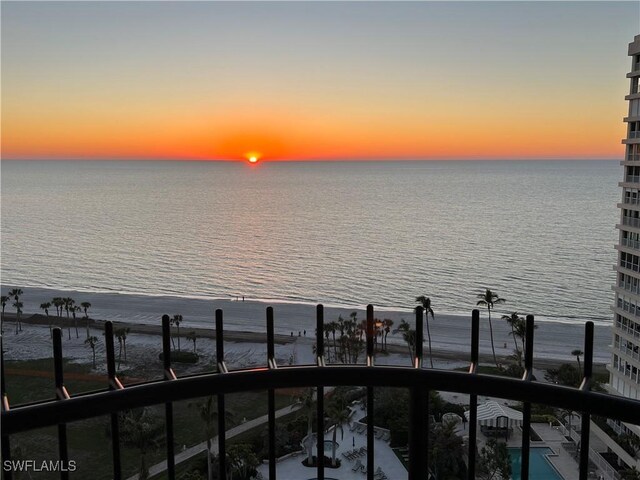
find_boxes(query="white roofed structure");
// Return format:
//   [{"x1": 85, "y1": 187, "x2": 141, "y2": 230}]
[{"x1": 464, "y1": 400, "x2": 523, "y2": 427}]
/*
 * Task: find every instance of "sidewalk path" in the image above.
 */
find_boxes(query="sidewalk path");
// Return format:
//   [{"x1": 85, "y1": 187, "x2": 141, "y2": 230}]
[{"x1": 126, "y1": 402, "x2": 302, "y2": 480}]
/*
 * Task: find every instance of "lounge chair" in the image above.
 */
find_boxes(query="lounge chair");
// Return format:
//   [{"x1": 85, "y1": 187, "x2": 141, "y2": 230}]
[
  {"x1": 352, "y1": 459, "x2": 363, "y2": 472},
  {"x1": 374, "y1": 467, "x2": 386, "y2": 480}
]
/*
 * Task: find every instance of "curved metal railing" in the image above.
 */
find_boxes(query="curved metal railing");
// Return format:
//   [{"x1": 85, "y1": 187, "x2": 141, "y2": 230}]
[{"x1": 2, "y1": 306, "x2": 639, "y2": 480}]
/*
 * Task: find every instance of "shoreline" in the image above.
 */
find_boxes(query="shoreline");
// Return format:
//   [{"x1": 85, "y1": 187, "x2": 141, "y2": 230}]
[
  {"x1": 1, "y1": 285, "x2": 613, "y2": 365},
  {"x1": 3, "y1": 284, "x2": 610, "y2": 326},
  {"x1": 3, "y1": 311, "x2": 609, "y2": 371}
]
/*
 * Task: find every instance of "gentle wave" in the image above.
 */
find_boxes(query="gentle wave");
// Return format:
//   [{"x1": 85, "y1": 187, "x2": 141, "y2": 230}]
[{"x1": 1, "y1": 159, "x2": 619, "y2": 327}]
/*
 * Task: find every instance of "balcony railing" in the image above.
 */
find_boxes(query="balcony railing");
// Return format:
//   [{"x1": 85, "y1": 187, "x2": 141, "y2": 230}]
[
  {"x1": 626, "y1": 154, "x2": 640, "y2": 162},
  {"x1": 611, "y1": 358, "x2": 640, "y2": 384},
  {"x1": 621, "y1": 237, "x2": 640, "y2": 250},
  {"x1": 622, "y1": 196, "x2": 640, "y2": 205},
  {"x1": 2, "y1": 307, "x2": 640, "y2": 480},
  {"x1": 622, "y1": 216, "x2": 640, "y2": 228},
  {"x1": 613, "y1": 338, "x2": 640, "y2": 361},
  {"x1": 618, "y1": 279, "x2": 640, "y2": 295},
  {"x1": 629, "y1": 131, "x2": 640, "y2": 139},
  {"x1": 615, "y1": 317, "x2": 640, "y2": 340},
  {"x1": 625, "y1": 174, "x2": 640, "y2": 183}
]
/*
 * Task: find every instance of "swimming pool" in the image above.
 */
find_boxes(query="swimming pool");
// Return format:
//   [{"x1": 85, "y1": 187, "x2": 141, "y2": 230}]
[{"x1": 509, "y1": 447, "x2": 564, "y2": 480}]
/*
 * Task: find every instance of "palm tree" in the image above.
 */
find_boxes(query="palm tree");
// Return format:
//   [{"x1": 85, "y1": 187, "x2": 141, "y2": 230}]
[
  {"x1": 40, "y1": 302, "x2": 53, "y2": 337},
  {"x1": 501, "y1": 312, "x2": 522, "y2": 353},
  {"x1": 382, "y1": 318, "x2": 394, "y2": 351},
  {"x1": 571, "y1": 349, "x2": 583, "y2": 374},
  {"x1": 511, "y1": 316, "x2": 537, "y2": 364},
  {"x1": 186, "y1": 331, "x2": 197, "y2": 353},
  {"x1": 85, "y1": 336, "x2": 99, "y2": 368},
  {"x1": 559, "y1": 408, "x2": 574, "y2": 439},
  {"x1": 8, "y1": 288, "x2": 23, "y2": 333},
  {"x1": 416, "y1": 296, "x2": 435, "y2": 367},
  {"x1": 394, "y1": 319, "x2": 417, "y2": 361},
  {"x1": 171, "y1": 314, "x2": 183, "y2": 351},
  {"x1": 327, "y1": 400, "x2": 350, "y2": 466},
  {"x1": 1, "y1": 295, "x2": 9, "y2": 334},
  {"x1": 80, "y1": 301, "x2": 91, "y2": 317},
  {"x1": 326, "y1": 321, "x2": 338, "y2": 360},
  {"x1": 13, "y1": 301, "x2": 23, "y2": 335},
  {"x1": 430, "y1": 418, "x2": 466, "y2": 479},
  {"x1": 81, "y1": 302, "x2": 92, "y2": 338},
  {"x1": 292, "y1": 387, "x2": 316, "y2": 465},
  {"x1": 63, "y1": 297, "x2": 74, "y2": 319},
  {"x1": 52, "y1": 297, "x2": 64, "y2": 317},
  {"x1": 188, "y1": 397, "x2": 234, "y2": 480},
  {"x1": 115, "y1": 327, "x2": 130, "y2": 368},
  {"x1": 191, "y1": 397, "x2": 216, "y2": 480},
  {"x1": 226, "y1": 444, "x2": 259, "y2": 480},
  {"x1": 71, "y1": 305, "x2": 81, "y2": 338},
  {"x1": 122, "y1": 410, "x2": 160, "y2": 480},
  {"x1": 476, "y1": 289, "x2": 506, "y2": 368},
  {"x1": 8, "y1": 288, "x2": 23, "y2": 302}
]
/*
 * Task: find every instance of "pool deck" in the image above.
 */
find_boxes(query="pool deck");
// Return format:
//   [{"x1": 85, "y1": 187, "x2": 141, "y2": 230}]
[
  {"x1": 256, "y1": 406, "x2": 407, "y2": 480},
  {"x1": 468, "y1": 414, "x2": 601, "y2": 480},
  {"x1": 256, "y1": 399, "x2": 609, "y2": 480}
]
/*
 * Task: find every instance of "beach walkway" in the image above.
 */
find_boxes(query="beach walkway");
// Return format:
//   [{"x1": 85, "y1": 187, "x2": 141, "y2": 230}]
[{"x1": 125, "y1": 403, "x2": 302, "y2": 480}]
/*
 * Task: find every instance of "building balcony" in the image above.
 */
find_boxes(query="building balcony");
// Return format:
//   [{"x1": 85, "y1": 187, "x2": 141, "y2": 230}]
[
  {"x1": 613, "y1": 339, "x2": 640, "y2": 362},
  {"x1": 625, "y1": 174, "x2": 640, "y2": 183},
  {"x1": 617, "y1": 201, "x2": 640, "y2": 210},
  {"x1": 615, "y1": 280, "x2": 640, "y2": 297},
  {"x1": 621, "y1": 237, "x2": 640, "y2": 250},
  {"x1": 621, "y1": 155, "x2": 640, "y2": 166},
  {"x1": 2, "y1": 307, "x2": 640, "y2": 480},
  {"x1": 621, "y1": 216, "x2": 640, "y2": 229}
]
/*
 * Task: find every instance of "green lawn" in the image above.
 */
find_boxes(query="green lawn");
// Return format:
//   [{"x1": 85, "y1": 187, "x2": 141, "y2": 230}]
[{"x1": 5, "y1": 359, "x2": 293, "y2": 480}]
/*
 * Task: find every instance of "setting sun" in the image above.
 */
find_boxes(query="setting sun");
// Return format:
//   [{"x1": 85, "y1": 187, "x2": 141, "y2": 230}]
[{"x1": 245, "y1": 152, "x2": 261, "y2": 164}]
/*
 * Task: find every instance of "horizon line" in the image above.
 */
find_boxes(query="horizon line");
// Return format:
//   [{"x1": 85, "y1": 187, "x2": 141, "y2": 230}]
[{"x1": 1, "y1": 157, "x2": 622, "y2": 163}]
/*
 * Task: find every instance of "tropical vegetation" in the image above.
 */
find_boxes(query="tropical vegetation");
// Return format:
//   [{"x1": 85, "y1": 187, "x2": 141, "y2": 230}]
[
  {"x1": 476, "y1": 289, "x2": 506, "y2": 368},
  {"x1": 415, "y1": 296, "x2": 435, "y2": 367}
]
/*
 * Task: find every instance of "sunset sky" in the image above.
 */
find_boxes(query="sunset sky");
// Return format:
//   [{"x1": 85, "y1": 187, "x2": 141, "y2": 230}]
[{"x1": 2, "y1": 1, "x2": 638, "y2": 161}]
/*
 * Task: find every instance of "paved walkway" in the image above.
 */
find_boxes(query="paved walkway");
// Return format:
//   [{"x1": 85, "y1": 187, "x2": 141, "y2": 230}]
[{"x1": 126, "y1": 403, "x2": 302, "y2": 480}]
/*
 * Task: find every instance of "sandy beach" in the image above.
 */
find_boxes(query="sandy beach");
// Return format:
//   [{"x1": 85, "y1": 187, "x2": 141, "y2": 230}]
[{"x1": 1, "y1": 285, "x2": 612, "y2": 368}]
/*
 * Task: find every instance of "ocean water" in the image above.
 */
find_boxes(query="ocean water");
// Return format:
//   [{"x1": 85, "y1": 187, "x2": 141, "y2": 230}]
[{"x1": 0, "y1": 160, "x2": 620, "y2": 325}]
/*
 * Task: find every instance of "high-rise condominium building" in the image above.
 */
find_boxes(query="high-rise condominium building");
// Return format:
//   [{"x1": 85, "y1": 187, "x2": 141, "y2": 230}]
[{"x1": 607, "y1": 33, "x2": 640, "y2": 472}]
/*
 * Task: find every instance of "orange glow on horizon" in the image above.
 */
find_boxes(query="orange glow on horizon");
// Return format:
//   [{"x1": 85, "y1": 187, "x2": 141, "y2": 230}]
[{"x1": 247, "y1": 154, "x2": 260, "y2": 164}]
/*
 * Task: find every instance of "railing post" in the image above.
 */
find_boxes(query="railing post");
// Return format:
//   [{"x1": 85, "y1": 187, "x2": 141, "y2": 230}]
[
  {"x1": 415, "y1": 306, "x2": 423, "y2": 369},
  {"x1": 216, "y1": 309, "x2": 227, "y2": 480},
  {"x1": 316, "y1": 304, "x2": 325, "y2": 480},
  {"x1": 467, "y1": 309, "x2": 479, "y2": 480},
  {"x1": 53, "y1": 328, "x2": 70, "y2": 480},
  {"x1": 409, "y1": 306, "x2": 426, "y2": 480},
  {"x1": 267, "y1": 306, "x2": 277, "y2": 480},
  {"x1": 1, "y1": 335, "x2": 13, "y2": 480},
  {"x1": 161, "y1": 315, "x2": 176, "y2": 480},
  {"x1": 105, "y1": 321, "x2": 122, "y2": 480},
  {"x1": 579, "y1": 322, "x2": 594, "y2": 480},
  {"x1": 366, "y1": 305, "x2": 375, "y2": 480},
  {"x1": 520, "y1": 314, "x2": 535, "y2": 480}
]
